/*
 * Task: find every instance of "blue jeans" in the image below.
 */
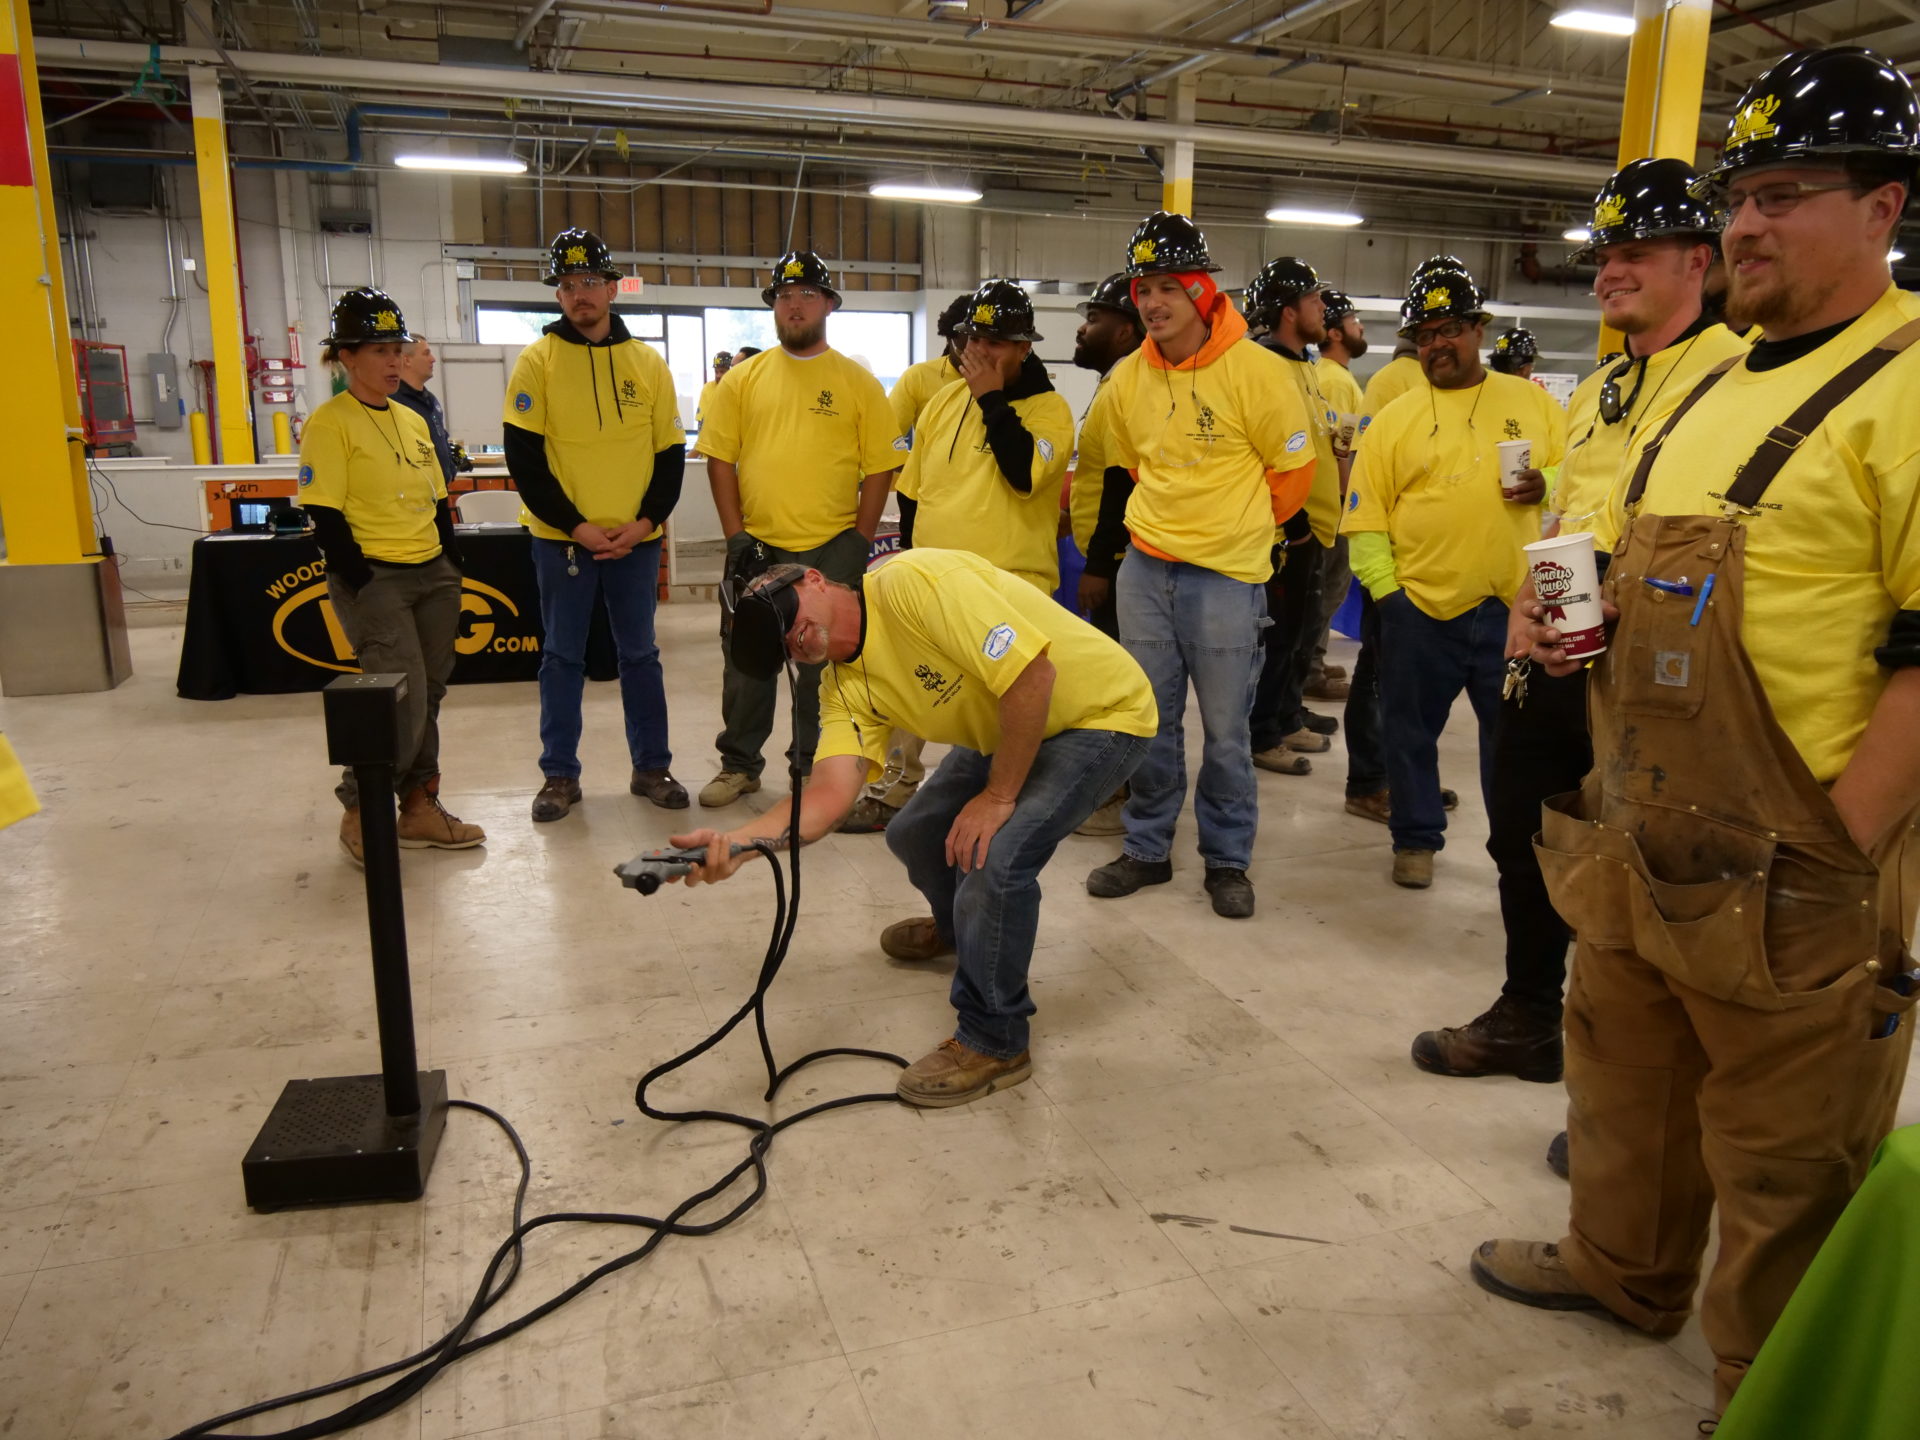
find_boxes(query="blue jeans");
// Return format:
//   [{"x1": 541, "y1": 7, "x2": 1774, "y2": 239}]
[
  {"x1": 531, "y1": 537, "x2": 669, "y2": 778},
  {"x1": 1376, "y1": 591, "x2": 1506, "y2": 853},
  {"x1": 1117, "y1": 548, "x2": 1267, "y2": 871},
  {"x1": 886, "y1": 728, "x2": 1150, "y2": 1057}
]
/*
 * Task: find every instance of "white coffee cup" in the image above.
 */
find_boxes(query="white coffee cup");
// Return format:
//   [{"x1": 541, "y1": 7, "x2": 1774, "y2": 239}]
[
  {"x1": 1524, "y1": 532, "x2": 1607, "y2": 661},
  {"x1": 1497, "y1": 439, "x2": 1532, "y2": 495},
  {"x1": 1336, "y1": 412, "x2": 1361, "y2": 451}
]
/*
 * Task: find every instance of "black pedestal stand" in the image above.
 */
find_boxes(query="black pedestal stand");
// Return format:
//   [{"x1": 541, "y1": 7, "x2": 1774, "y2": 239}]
[{"x1": 242, "y1": 673, "x2": 448, "y2": 1211}]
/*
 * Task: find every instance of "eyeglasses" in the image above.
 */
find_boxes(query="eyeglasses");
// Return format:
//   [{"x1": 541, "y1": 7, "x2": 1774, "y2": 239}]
[
  {"x1": 1709, "y1": 179, "x2": 1864, "y2": 228},
  {"x1": 556, "y1": 277, "x2": 608, "y2": 295},
  {"x1": 774, "y1": 286, "x2": 826, "y2": 303},
  {"x1": 1410, "y1": 319, "x2": 1471, "y2": 348},
  {"x1": 1597, "y1": 353, "x2": 1648, "y2": 426}
]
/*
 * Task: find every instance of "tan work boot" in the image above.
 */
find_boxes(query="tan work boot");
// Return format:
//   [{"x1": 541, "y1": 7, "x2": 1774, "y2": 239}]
[
  {"x1": 1392, "y1": 849, "x2": 1434, "y2": 888},
  {"x1": 896, "y1": 1038, "x2": 1032, "y2": 1108},
  {"x1": 1282, "y1": 726, "x2": 1331, "y2": 753},
  {"x1": 699, "y1": 770, "x2": 761, "y2": 808},
  {"x1": 1253, "y1": 746, "x2": 1312, "y2": 775},
  {"x1": 398, "y1": 789, "x2": 486, "y2": 850},
  {"x1": 1074, "y1": 789, "x2": 1129, "y2": 836},
  {"x1": 1345, "y1": 790, "x2": 1391, "y2": 824},
  {"x1": 1469, "y1": 1239, "x2": 1609, "y2": 1315},
  {"x1": 880, "y1": 916, "x2": 955, "y2": 962},
  {"x1": 339, "y1": 808, "x2": 364, "y2": 867}
]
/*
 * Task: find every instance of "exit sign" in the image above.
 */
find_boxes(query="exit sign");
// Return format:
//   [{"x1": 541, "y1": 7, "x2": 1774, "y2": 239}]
[{"x1": 617, "y1": 276, "x2": 644, "y2": 296}]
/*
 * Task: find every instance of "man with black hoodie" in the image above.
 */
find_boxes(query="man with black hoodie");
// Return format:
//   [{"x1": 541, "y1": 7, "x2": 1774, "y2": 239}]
[{"x1": 503, "y1": 227, "x2": 689, "y2": 823}]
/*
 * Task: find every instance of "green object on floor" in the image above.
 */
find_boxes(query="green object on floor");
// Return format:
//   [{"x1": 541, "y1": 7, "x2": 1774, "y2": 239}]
[{"x1": 1714, "y1": 1124, "x2": 1920, "y2": 1439}]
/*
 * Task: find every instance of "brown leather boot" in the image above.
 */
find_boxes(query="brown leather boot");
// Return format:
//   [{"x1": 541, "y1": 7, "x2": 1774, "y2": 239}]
[
  {"x1": 1411, "y1": 995, "x2": 1563, "y2": 1082},
  {"x1": 398, "y1": 788, "x2": 486, "y2": 850},
  {"x1": 896, "y1": 1038, "x2": 1032, "y2": 1107}
]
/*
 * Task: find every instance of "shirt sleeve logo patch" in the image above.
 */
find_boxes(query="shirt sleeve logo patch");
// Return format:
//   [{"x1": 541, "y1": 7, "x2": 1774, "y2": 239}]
[
  {"x1": 1285, "y1": 430, "x2": 1309, "y2": 453},
  {"x1": 298, "y1": 464, "x2": 313, "y2": 488},
  {"x1": 513, "y1": 392, "x2": 533, "y2": 413},
  {"x1": 1036, "y1": 437, "x2": 1054, "y2": 462},
  {"x1": 983, "y1": 624, "x2": 1017, "y2": 660},
  {"x1": 1347, "y1": 489, "x2": 1360, "y2": 512}
]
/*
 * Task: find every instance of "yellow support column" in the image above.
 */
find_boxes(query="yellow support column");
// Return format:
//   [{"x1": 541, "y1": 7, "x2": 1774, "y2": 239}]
[
  {"x1": 1162, "y1": 75, "x2": 1196, "y2": 217},
  {"x1": 189, "y1": 66, "x2": 256, "y2": 464},
  {"x1": 0, "y1": 0, "x2": 95, "y2": 566}
]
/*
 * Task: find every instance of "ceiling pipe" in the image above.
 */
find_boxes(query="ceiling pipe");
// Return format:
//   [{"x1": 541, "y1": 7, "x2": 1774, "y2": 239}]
[
  {"x1": 35, "y1": 38, "x2": 1614, "y2": 190},
  {"x1": 512, "y1": 0, "x2": 562, "y2": 49},
  {"x1": 1105, "y1": 0, "x2": 1370, "y2": 106}
]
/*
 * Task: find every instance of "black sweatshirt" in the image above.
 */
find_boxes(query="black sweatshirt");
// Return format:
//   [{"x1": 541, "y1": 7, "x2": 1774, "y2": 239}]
[
  {"x1": 308, "y1": 497, "x2": 461, "y2": 593},
  {"x1": 946, "y1": 352, "x2": 1056, "y2": 495}
]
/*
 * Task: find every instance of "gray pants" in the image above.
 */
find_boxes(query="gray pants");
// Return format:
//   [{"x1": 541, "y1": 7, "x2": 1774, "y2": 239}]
[
  {"x1": 327, "y1": 555, "x2": 462, "y2": 809},
  {"x1": 715, "y1": 528, "x2": 869, "y2": 780},
  {"x1": 1309, "y1": 533, "x2": 1352, "y2": 675}
]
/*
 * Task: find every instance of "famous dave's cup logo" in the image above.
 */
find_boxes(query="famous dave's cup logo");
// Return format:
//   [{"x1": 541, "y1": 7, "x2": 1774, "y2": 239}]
[{"x1": 1523, "y1": 534, "x2": 1608, "y2": 662}]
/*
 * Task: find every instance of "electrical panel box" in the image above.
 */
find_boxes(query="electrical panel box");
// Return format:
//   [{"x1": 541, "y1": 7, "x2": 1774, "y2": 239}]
[
  {"x1": 73, "y1": 341, "x2": 136, "y2": 448},
  {"x1": 145, "y1": 352, "x2": 182, "y2": 430}
]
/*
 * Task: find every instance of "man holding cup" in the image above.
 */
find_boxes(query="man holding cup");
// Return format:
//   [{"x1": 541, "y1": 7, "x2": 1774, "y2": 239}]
[
  {"x1": 1410, "y1": 157, "x2": 1745, "y2": 1083},
  {"x1": 1341, "y1": 261, "x2": 1566, "y2": 889},
  {"x1": 1471, "y1": 48, "x2": 1920, "y2": 1423}
]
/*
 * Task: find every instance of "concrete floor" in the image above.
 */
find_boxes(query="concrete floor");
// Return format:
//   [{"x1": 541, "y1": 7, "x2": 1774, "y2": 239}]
[{"x1": 2, "y1": 600, "x2": 1911, "y2": 1439}]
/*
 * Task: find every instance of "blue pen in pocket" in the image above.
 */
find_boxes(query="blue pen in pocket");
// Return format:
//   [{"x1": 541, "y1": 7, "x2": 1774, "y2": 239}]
[
  {"x1": 1873, "y1": 967, "x2": 1919, "y2": 1039},
  {"x1": 1690, "y1": 573, "x2": 1716, "y2": 626}
]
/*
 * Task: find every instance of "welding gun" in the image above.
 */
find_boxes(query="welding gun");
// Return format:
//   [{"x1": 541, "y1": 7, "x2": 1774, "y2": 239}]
[{"x1": 614, "y1": 843, "x2": 751, "y2": 896}]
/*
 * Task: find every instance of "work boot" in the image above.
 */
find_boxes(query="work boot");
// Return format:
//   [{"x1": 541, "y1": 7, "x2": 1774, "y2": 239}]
[
  {"x1": 398, "y1": 789, "x2": 486, "y2": 850},
  {"x1": 339, "y1": 808, "x2": 364, "y2": 867},
  {"x1": 1087, "y1": 854, "x2": 1173, "y2": 898},
  {"x1": 1074, "y1": 788, "x2": 1128, "y2": 836},
  {"x1": 531, "y1": 775, "x2": 581, "y2": 823},
  {"x1": 1203, "y1": 867, "x2": 1255, "y2": 919},
  {"x1": 1442, "y1": 787, "x2": 1460, "y2": 811},
  {"x1": 1546, "y1": 1130, "x2": 1570, "y2": 1180},
  {"x1": 896, "y1": 1037, "x2": 1032, "y2": 1107},
  {"x1": 630, "y1": 767, "x2": 689, "y2": 809},
  {"x1": 699, "y1": 770, "x2": 761, "y2": 807},
  {"x1": 1320, "y1": 663, "x2": 1348, "y2": 682},
  {"x1": 1306, "y1": 674, "x2": 1351, "y2": 702},
  {"x1": 1254, "y1": 746, "x2": 1312, "y2": 775},
  {"x1": 1411, "y1": 995, "x2": 1564, "y2": 1082},
  {"x1": 1302, "y1": 709, "x2": 1339, "y2": 735},
  {"x1": 1392, "y1": 849, "x2": 1435, "y2": 889},
  {"x1": 839, "y1": 795, "x2": 900, "y2": 834},
  {"x1": 1345, "y1": 790, "x2": 1391, "y2": 824},
  {"x1": 880, "y1": 916, "x2": 955, "y2": 962},
  {"x1": 1282, "y1": 726, "x2": 1331, "y2": 754},
  {"x1": 1468, "y1": 1239, "x2": 1609, "y2": 1316}
]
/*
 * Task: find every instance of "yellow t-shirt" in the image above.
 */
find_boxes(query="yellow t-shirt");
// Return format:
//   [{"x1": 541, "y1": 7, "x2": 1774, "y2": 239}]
[
  {"x1": 899, "y1": 380, "x2": 1075, "y2": 593},
  {"x1": 1556, "y1": 324, "x2": 1750, "y2": 551},
  {"x1": 698, "y1": 347, "x2": 903, "y2": 550},
  {"x1": 1362, "y1": 354, "x2": 1425, "y2": 417},
  {"x1": 1277, "y1": 349, "x2": 1341, "y2": 546},
  {"x1": 1070, "y1": 374, "x2": 1119, "y2": 556},
  {"x1": 889, "y1": 357, "x2": 957, "y2": 501},
  {"x1": 0, "y1": 733, "x2": 38, "y2": 831},
  {"x1": 503, "y1": 332, "x2": 683, "y2": 543},
  {"x1": 1344, "y1": 371, "x2": 1568, "y2": 620},
  {"x1": 695, "y1": 380, "x2": 720, "y2": 429},
  {"x1": 297, "y1": 390, "x2": 446, "y2": 564},
  {"x1": 1620, "y1": 284, "x2": 1920, "y2": 784},
  {"x1": 1105, "y1": 338, "x2": 1315, "y2": 585},
  {"x1": 1317, "y1": 357, "x2": 1364, "y2": 423},
  {"x1": 816, "y1": 549, "x2": 1157, "y2": 780}
]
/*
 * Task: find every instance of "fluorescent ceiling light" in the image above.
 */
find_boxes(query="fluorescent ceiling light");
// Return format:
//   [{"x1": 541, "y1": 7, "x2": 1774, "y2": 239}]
[
  {"x1": 1265, "y1": 206, "x2": 1363, "y2": 227},
  {"x1": 1550, "y1": 9, "x2": 1637, "y2": 37},
  {"x1": 1563, "y1": 227, "x2": 1592, "y2": 242},
  {"x1": 395, "y1": 154, "x2": 527, "y2": 174},
  {"x1": 869, "y1": 182, "x2": 983, "y2": 203}
]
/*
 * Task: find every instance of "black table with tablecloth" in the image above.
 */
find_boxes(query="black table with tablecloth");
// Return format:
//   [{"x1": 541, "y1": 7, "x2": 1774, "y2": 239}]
[{"x1": 176, "y1": 527, "x2": 618, "y2": 700}]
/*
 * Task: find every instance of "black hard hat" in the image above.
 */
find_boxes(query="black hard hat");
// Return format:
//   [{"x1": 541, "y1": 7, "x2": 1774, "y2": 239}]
[
  {"x1": 1398, "y1": 264, "x2": 1490, "y2": 336},
  {"x1": 728, "y1": 563, "x2": 808, "y2": 680},
  {"x1": 954, "y1": 278, "x2": 1044, "y2": 344},
  {"x1": 542, "y1": 227, "x2": 622, "y2": 287},
  {"x1": 1570, "y1": 158, "x2": 1720, "y2": 263},
  {"x1": 1244, "y1": 256, "x2": 1324, "y2": 326},
  {"x1": 1413, "y1": 253, "x2": 1470, "y2": 278},
  {"x1": 325, "y1": 286, "x2": 413, "y2": 347},
  {"x1": 1700, "y1": 47, "x2": 1920, "y2": 191},
  {"x1": 1124, "y1": 210, "x2": 1222, "y2": 276},
  {"x1": 936, "y1": 293, "x2": 973, "y2": 338},
  {"x1": 762, "y1": 251, "x2": 840, "y2": 306},
  {"x1": 1320, "y1": 288, "x2": 1356, "y2": 326},
  {"x1": 1490, "y1": 327, "x2": 1538, "y2": 371},
  {"x1": 1077, "y1": 271, "x2": 1141, "y2": 324}
]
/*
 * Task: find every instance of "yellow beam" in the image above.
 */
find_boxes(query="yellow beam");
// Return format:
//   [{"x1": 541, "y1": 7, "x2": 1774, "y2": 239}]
[
  {"x1": 189, "y1": 66, "x2": 256, "y2": 464},
  {"x1": 0, "y1": 0, "x2": 96, "y2": 565}
]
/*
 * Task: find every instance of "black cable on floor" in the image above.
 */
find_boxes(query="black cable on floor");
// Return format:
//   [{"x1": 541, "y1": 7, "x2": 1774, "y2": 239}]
[{"x1": 166, "y1": 683, "x2": 908, "y2": 1440}]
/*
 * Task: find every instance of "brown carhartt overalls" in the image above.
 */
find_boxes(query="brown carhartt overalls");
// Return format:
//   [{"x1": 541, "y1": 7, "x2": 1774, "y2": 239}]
[{"x1": 1535, "y1": 331, "x2": 1920, "y2": 1410}]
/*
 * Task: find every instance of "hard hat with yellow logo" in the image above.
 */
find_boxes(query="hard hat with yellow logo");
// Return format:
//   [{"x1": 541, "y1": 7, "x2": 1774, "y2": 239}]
[
  {"x1": 1243, "y1": 256, "x2": 1325, "y2": 329},
  {"x1": 1697, "y1": 47, "x2": 1919, "y2": 192},
  {"x1": 541, "y1": 226, "x2": 622, "y2": 286},
  {"x1": 1397, "y1": 259, "x2": 1490, "y2": 336},
  {"x1": 1123, "y1": 211, "x2": 1221, "y2": 277},
  {"x1": 324, "y1": 286, "x2": 414, "y2": 348},
  {"x1": 1489, "y1": 327, "x2": 1538, "y2": 372},
  {"x1": 762, "y1": 251, "x2": 840, "y2": 306},
  {"x1": 953, "y1": 278, "x2": 1044, "y2": 343},
  {"x1": 1568, "y1": 157, "x2": 1719, "y2": 264}
]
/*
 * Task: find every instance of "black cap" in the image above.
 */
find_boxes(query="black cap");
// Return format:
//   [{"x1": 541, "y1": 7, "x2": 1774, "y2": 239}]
[
  {"x1": 542, "y1": 227, "x2": 622, "y2": 287},
  {"x1": 1320, "y1": 288, "x2": 1356, "y2": 326},
  {"x1": 954, "y1": 278, "x2": 1044, "y2": 343},
  {"x1": 1077, "y1": 272, "x2": 1141, "y2": 324},
  {"x1": 1700, "y1": 47, "x2": 1920, "y2": 191},
  {"x1": 936, "y1": 293, "x2": 973, "y2": 338},
  {"x1": 762, "y1": 251, "x2": 840, "y2": 306},
  {"x1": 728, "y1": 564, "x2": 808, "y2": 680},
  {"x1": 1570, "y1": 158, "x2": 1719, "y2": 263},
  {"x1": 1244, "y1": 256, "x2": 1323, "y2": 326},
  {"x1": 1124, "y1": 211, "x2": 1221, "y2": 276},
  {"x1": 1398, "y1": 262, "x2": 1490, "y2": 336},
  {"x1": 325, "y1": 286, "x2": 413, "y2": 347},
  {"x1": 1489, "y1": 327, "x2": 1538, "y2": 371}
]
